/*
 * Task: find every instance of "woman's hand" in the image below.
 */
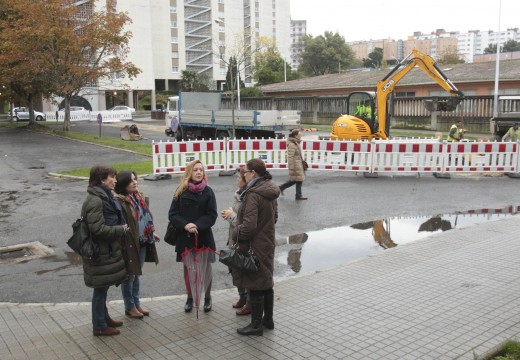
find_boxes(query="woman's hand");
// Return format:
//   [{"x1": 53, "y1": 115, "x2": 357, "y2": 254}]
[
  {"x1": 153, "y1": 233, "x2": 160, "y2": 243},
  {"x1": 184, "y1": 223, "x2": 198, "y2": 235},
  {"x1": 221, "y1": 208, "x2": 233, "y2": 219}
]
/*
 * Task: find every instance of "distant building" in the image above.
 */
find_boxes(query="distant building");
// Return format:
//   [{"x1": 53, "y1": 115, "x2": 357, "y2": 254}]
[
  {"x1": 290, "y1": 19, "x2": 307, "y2": 70},
  {"x1": 347, "y1": 28, "x2": 520, "y2": 65}
]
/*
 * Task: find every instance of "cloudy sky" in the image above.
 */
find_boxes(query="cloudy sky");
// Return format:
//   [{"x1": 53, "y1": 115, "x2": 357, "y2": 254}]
[{"x1": 289, "y1": 0, "x2": 517, "y2": 42}]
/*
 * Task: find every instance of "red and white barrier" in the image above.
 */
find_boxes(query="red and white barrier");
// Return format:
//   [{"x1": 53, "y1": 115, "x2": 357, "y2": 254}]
[
  {"x1": 152, "y1": 140, "x2": 226, "y2": 174},
  {"x1": 151, "y1": 138, "x2": 520, "y2": 177}
]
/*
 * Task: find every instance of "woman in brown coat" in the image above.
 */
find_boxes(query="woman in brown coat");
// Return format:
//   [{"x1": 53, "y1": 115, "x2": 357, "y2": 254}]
[
  {"x1": 115, "y1": 171, "x2": 159, "y2": 319},
  {"x1": 232, "y1": 158, "x2": 280, "y2": 336},
  {"x1": 279, "y1": 129, "x2": 307, "y2": 200}
]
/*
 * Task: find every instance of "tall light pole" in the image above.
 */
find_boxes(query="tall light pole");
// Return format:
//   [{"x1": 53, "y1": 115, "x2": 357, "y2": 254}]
[{"x1": 493, "y1": 0, "x2": 502, "y2": 118}]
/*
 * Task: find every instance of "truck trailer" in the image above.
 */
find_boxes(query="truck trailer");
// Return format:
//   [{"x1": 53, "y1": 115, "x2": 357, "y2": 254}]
[{"x1": 164, "y1": 92, "x2": 301, "y2": 140}]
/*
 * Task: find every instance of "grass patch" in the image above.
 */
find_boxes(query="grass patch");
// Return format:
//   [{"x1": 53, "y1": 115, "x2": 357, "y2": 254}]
[{"x1": 55, "y1": 161, "x2": 153, "y2": 178}]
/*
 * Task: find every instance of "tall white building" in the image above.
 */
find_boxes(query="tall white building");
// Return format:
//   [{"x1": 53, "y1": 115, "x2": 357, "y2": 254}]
[
  {"x1": 457, "y1": 28, "x2": 520, "y2": 63},
  {"x1": 117, "y1": 0, "x2": 291, "y2": 110},
  {"x1": 290, "y1": 19, "x2": 307, "y2": 70}
]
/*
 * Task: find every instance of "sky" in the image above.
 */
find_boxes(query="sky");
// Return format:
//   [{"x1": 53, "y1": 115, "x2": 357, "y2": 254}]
[{"x1": 289, "y1": 0, "x2": 518, "y2": 42}]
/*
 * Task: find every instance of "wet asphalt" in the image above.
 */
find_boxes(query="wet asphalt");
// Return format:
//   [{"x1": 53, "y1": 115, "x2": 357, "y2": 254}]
[{"x1": 0, "y1": 121, "x2": 518, "y2": 304}]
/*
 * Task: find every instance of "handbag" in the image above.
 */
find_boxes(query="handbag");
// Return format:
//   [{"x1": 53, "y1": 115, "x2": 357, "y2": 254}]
[
  {"x1": 219, "y1": 242, "x2": 259, "y2": 273},
  {"x1": 302, "y1": 160, "x2": 309, "y2": 171},
  {"x1": 67, "y1": 217, "x2": 99, "y2": 259},
  {"x1": 164, "y1": 221, "x2": 177, "y2": 246}
]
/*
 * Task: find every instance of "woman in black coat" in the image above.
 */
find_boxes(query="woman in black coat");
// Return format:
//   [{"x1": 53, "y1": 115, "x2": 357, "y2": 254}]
[{"x1": 168, "y1": 160, "x2": 218, "y2": 313}]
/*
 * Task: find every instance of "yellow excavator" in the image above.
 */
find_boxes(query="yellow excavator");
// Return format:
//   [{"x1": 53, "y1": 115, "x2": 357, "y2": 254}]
[{"x1": 330, "y1": 48, "x2": 464, "y2": 141}]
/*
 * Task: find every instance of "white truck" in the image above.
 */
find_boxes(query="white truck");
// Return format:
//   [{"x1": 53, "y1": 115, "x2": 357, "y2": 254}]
[{"x1": 164, "y1": 92, "x2": 301, "y2": 140}]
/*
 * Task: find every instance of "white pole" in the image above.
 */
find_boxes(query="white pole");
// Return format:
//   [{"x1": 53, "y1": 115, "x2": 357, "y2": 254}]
[
  {"x1": 284, "y1": 57, "x2": 287, "y2": 82},
  {"x1": 493, "y1": 0, "x2": 502, "y2": 118},
  {"x1": 236, "y1": 63, "x2": 241, "y2": 111}
]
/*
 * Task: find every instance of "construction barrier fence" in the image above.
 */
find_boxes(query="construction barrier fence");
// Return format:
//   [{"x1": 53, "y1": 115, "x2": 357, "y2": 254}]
[{"x1": 151, "y1": 138, "x2": 520, "y2": 177}]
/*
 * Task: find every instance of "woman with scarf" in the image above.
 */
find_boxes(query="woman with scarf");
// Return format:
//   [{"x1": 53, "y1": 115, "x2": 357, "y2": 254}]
[
  {"x1": 168, "y1": 160, "x2": 218, "y2": 313},
  {"x1": 115, "y1": 171, "x2": 159, "y2": 319},
  {"x1": 82, "y1": 165, "x2": 128, "y2": 336},
  {"x1": 279, "y1": 129, "x2": 308, "y2": 200}
]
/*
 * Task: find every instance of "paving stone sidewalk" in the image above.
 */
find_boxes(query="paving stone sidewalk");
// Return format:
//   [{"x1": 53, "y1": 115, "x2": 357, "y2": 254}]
[{"x1": 1, "y1": 217, "x2": 520, "y2": 360}]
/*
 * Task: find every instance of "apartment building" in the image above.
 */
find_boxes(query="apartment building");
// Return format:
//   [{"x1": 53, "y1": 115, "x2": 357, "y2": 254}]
[
  {"x1": 290, "y1": 19, "x2": 306, "y2": 70},
  {"x1": 347, "y1": 28, "x2": 519, "y2": 66},
  {"x1": 47, "y1": 0, "x2": 292, "y2": 112}
]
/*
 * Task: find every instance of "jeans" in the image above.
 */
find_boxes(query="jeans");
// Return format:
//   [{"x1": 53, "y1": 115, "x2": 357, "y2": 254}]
[
  {"x1": 121, "y1": 246, "x2": 146, "y2": 310},
  {"x1": 92, "y1": 286, "x2": 111, "y2": 329},
  {"x1": 280, "y1": 180, "x2": 303, "y2": 197}
]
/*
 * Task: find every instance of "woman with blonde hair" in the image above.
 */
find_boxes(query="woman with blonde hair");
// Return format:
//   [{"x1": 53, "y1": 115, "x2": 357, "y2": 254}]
[{"x1": 168, "y1": 160, "x2": 218, "y2": 313}]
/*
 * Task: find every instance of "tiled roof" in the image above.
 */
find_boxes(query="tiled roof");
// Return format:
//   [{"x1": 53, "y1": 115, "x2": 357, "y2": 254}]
[{"x1": 260, "y1": 59, "x2": 520, "y2": 94}]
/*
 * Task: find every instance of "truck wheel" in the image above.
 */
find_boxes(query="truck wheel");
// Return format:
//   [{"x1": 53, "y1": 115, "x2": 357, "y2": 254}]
[{"x1": 217, "y1": 131, "x2": 228, "y2": 139}]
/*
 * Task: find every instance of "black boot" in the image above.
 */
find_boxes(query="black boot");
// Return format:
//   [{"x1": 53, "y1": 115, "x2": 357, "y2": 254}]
[
  {"x1": 184, "y1": 298, "x2": 193, "y2": 313},
  {"x1": 262, "y1": 291, "x2": 274, "y2": 330},
  {"x1": 237, "y1": 296, "x2": 264, "y2": 336}
]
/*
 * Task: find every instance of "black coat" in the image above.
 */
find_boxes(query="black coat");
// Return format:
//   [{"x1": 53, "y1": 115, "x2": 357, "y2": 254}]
[{"x1": 168, "y1": 186, "x2": 218, "y2": 262}]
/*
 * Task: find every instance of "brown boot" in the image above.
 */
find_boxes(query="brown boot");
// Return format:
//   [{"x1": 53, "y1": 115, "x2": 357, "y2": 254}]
[
  {"x1": 125, "y1": 307, "x2": 144, "y2": 319},
  {"x1": 106, "y1": 318, "x2": 123, "y2": 328},
  {"x1": 296, "y1": 195, "x2": 308, "y2": 200},
  {"x1": 93, "y1": 327, "x2": 120, "y2": 336},
  {"x1": 232, "y1": 297, "x2": 246, "y2": 309},
  {"x1": 236, "y1": 305, "x2": 252, "y2": 316},
  {"x1": 136, "y1": 306, "x2": 150, "y2": 316}
]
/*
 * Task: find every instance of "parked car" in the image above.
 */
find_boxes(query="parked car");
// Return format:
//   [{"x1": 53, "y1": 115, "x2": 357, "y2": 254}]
[
  {"x1": 58, "y1": 106, "x2": 88, "y2": 113},
  {"x1": 108, "y1": 105, "x2": 136, "y2": 113},
  {"x1": 9, "y1": 107, "x2": 46, "y2": 122}
]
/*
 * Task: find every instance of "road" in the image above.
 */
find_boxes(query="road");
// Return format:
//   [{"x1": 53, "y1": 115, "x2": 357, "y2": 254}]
[{"x1": 0, "y1": 122, "x2": 518, "y2": 303}]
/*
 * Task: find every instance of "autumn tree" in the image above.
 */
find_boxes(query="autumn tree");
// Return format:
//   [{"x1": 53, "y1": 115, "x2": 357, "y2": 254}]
[
  {"x1": 298, "y1": 31, "x2": 355, "y2": 76},
  {"x1": 484, "y1": 40, "x2": 520, "y2": 54},
  {"x1": 0, "y1": 0, "x2": 140, "y2": 130}
]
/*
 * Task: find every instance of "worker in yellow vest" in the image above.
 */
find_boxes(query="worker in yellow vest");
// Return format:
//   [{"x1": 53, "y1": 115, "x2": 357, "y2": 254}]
[
  {"x1": 447, "y1": 120, "x2": 464, "y2": 142},
  {"x1": 502, "y1": 122, "x2": 520, "y2": 142}
]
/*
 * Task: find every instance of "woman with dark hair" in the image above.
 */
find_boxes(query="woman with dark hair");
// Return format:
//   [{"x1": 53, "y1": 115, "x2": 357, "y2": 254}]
[
  {"x1": 115, "y1": 171, "x2": 159, "y2": 319},
  {"x1": 221, "y1": 168, "x2": 251, "y2": 316},
  {"x1": 82, "y1": 165, "x2": 128, "y2": 336},
  {"x1": 279, "y1": 129, "x2": 308, "y2": 200},
  {"x1": 168, "y1": 160, "x2": 218, "y2": 313},
  {"x1": 232, "y1": 158, "x2": 280, "y2": 336}
]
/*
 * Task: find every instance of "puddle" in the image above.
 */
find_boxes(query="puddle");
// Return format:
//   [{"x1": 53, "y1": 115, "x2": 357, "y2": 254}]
[{"x1": 277, "y1": 205, "x2": 519, "y2": 277}]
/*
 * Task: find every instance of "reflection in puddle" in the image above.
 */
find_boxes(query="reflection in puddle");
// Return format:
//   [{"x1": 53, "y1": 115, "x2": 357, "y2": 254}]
[
  {"x1": 278, "y1": 205, "x2": 519, "y2": 277},
  {"x1": 36, "y1": 252, "x2": 83, "y2": 275}
]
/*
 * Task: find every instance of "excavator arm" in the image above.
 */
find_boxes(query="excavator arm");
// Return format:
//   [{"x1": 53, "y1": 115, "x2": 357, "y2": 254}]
[{"x1": 373, "y1": 48, "x2": 464, "y2": 140}]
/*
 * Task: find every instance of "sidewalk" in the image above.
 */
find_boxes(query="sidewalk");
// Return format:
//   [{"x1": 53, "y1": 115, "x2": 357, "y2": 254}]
[{"x1": 2, "y1": 217, "x2": 520, "y2": 360}]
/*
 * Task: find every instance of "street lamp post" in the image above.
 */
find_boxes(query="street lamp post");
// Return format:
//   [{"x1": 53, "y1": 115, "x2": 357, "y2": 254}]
[{"x1": 493, "y1": 0, "x2": 502, "y2": 118}]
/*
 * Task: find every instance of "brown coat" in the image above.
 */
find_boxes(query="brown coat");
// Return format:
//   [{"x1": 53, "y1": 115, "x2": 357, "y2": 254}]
[
  {"x1": 232, "y1": 178, "x2": 280, "y2": 291},
  {"x1": 116, "y1": 192, "x2": 158, "y2": 276},
  {"x1": 287, "y1": 137, "x2": 305, "y2": 182}
]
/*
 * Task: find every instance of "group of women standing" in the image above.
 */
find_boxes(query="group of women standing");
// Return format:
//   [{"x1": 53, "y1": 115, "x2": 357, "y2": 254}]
[{"x1": 81, "y1": 155, "x2": 283, "y2": 337}]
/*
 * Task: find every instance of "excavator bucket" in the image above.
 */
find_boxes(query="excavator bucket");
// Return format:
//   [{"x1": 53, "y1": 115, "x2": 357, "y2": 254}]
[{"x1": 423, "y1": 97, "x2": 462, "y2": 112}]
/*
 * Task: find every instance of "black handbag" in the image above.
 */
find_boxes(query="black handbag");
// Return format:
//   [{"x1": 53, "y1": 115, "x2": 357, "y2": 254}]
[
  {"x1": 164, "y1": 222, "x2": 177, "y2": 246},
  {"x1": 219, "y1": 242, "x2": 259, "y2": 273},
  {"x1": 67, "y1": 217, "x2": 99, "y2": 259},
  {"x1": 302, "y1": 160, "x2": 309, "y2": 171}
]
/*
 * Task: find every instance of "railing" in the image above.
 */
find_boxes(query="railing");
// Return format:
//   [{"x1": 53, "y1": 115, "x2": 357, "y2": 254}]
[{"x1": 221, "y1": 95, "x2": 519, "y2": 133}]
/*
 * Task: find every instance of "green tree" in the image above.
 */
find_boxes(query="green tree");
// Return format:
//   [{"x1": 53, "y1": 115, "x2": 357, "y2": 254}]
[
  {"x1": 253, "y1": 46, "x2": 297, "y2": 85},
  {"x1": 363, "y1": 48, "x2": 384, "y2": 68},
  {"x1": 484, "y1": 43, "x2": 498, "y2": 54},
  {"x1": 179, "y1": 70, "x2": 209, "y2": 92},
  {"x1": 239, "y1": 87, "x2": 264, "y2": 97},
  {"x1": 503, "y1": 39, "x2": 520, "y2": 52},
  {"x1": 298, "y1": 31, "x2": 355, "y2": 76}
]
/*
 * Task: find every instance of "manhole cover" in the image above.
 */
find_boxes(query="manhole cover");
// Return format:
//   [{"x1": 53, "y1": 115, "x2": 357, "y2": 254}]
[{"x1": 0, "y1": 242, "x2": 54, "y2": 264}]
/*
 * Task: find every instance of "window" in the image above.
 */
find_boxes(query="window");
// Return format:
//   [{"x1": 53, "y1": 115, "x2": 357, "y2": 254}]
[
  {"x1": 170, "y1": 7, "x2": 176, "y2": 13},
  {"x1": 171, "y1": 37, "x2": 178, "y2": 43},
  {"x1": 172, "y1": 66, "x2": 179, "y2": 73},
  {"x1": 171, "y1": 21, "x2": 177, "y2": 28},
  {"x1": 172, "y1": 51, "x2": 179, "y2": 58}
]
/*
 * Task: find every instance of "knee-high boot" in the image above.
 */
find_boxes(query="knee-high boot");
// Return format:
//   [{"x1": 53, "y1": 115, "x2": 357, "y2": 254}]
[
  {"x1": 262, "y1": 291, "x2": 274, "y2": 330},
  {"x1": 237, "y1": 295, "x2": 264, "y2": 336}
]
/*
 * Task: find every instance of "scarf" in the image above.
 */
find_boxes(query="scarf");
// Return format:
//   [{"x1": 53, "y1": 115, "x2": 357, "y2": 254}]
[
  {"x1": 188, "y1": 179, "x2": 207, "y2": 194},
  {"x1": 127, "y1": 192, "x2": 155, "y2": 245}
]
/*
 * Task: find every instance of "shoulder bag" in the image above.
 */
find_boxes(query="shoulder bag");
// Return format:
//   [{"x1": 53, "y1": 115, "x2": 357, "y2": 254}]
[
  {"x1": 164, "y1": 196, "x2": 180, "y2": 246},
  {"x1": 219, "y1": 237, "x2": 259, "y2": 273},
  {"x1": 67, "y1": 217, "x2": 99, "y2": 259}
]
